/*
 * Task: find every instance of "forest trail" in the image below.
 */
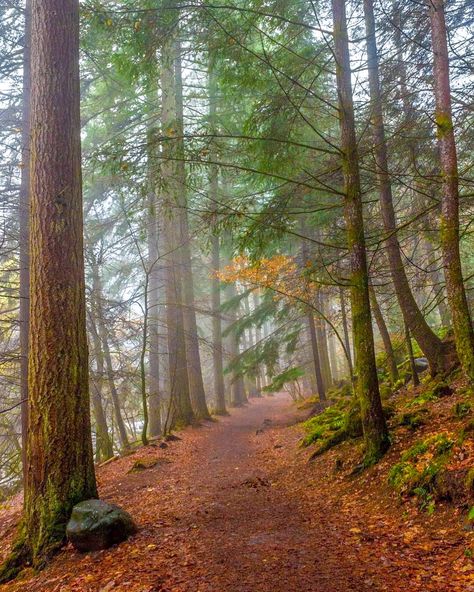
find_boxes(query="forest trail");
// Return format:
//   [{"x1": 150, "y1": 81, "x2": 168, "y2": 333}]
[{"x1": 0, "y1": 394, "x2": 470, "y2": 592}]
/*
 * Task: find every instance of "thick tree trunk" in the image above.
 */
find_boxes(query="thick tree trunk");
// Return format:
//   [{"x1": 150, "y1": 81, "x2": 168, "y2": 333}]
[
  {"x1": 174, "y1": 41, "x2": 210, "y2": 420},
  {"x1": 363, "y1": 0, "x2": 448, "y2": 375},
  {"x1": 19, "y1": 0, "x2": 31, "y2": 478},
  {"x1": 428, "y1": 0, "x2": 474, "y2": 380},
  {"x1": 369, "y1": 286, "x2": 399, "y2": 384},
  {"x1": 161, "y1": 26, "x2": 194, "y2": 430},
  {"x1": 332, "y1": 0, "x2": 389, "y2": 463},
  {"x1": 0, "y1": 0, "x2": 97, "y2": 578}
]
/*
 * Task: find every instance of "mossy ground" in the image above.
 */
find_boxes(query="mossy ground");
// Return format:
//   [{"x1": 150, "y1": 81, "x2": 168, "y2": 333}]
[{"x1": 301, "y1": 371, "x2": 474, "y2": 514}]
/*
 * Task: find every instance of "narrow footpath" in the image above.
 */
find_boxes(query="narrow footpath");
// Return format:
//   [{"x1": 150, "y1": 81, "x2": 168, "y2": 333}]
[{"x1": 0, "y1": 394, "x2": 467, "y2": 592}]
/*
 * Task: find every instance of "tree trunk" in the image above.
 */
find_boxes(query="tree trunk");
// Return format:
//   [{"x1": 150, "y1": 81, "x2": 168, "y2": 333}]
[
  {"x1": 405, "y1": 324, "x2": 420, "y2": 387},
  {"x1": 300, "y1": 230, "x2": 325, "y2": 400},
  {"x1": 339, "y1": 286, "x2": 353, "y2": 377},
  {"x1": 307, "y1": 314, "x2": 326, "y2": 401},
  {"x1": 363, "y1": 0, "x2": 448, "y2": 375},
  {"x1": 211, "y1": 232, "x2": 228, "y2": 414},
  {"x1": 0, "y1": 0, "x2": 97, "y2": 578},
  {"x1": 428, "y1": 0, "x2": 474, "y2": 380},
  {"x1": 174, "y1": 39, "x2": 210, "y2": 420},
  {"x1": 208, "y1": 62, "x2": 228, "y2": 415},
  {"x1": 92, "y1": 266, "x2": 130, "y2": 450},
  {"x1": 328, "y1": 332, "x2": 339, "y2": 381},
  {"x1": 87, "y1": 313, "x2": 114, "y2": 462},
  {"x1": 316, "y1": 292, "x2": 333, "y2": 390},
  {"x1": 161, "y1": 25, "x2": 194, "y2": 430},
  {"x1": 369, "y1": 286, "x2": 399, "y2": 384},
  {"x1": 146, "y1": 105, "x2": 162, "y2": 438},
  {"x1": 332, "y1": 0, "x2": 389, "y2": 463},
  {"x1": 225, "y1": 281, "x2": 246, "y2": 407},
  {"x1": 19, "y1": 0, "x2": 31, "y2": 479}
]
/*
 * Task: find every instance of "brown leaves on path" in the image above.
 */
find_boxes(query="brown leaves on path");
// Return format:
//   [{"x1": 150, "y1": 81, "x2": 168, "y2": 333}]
[{"x1": 0, "y1": 394, "x2": 472, "y2": 591}]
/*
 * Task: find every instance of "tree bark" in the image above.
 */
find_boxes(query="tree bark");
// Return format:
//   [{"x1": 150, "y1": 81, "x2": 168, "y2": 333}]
[
  {"x1": 428, "y1": 0, "x2": 474, "y2": 380},
  {"x1": 161, "y1": 24, "x2": 194, "y2": 430},
  {"x1": 405, "y1": 324, "x2": 420, "y2": 387},
  {"x1": 316, "y1": 292, "x2": 333, "y2": 390},
  {"x1": 19, "y1": 0, "x2": 31, "y2": 479},
  {"x1": 307, "y1": 313, "x2": 326, "y2": 401},
  {"x1": 300, "y1": 231, "x2": 325, "y2": 400},
  {"x1": 363, "y1": 0, "x2": 448, "y2": 375},
  {"x1": 225, "y1": 281, "x2": 246, "y2": 407},
  {"x1": 174, "y1": 39, "x2": 211, "y2": 420},
  {"x1": 332, "y1": 0, "x2": 389, "y2": 463},
  {"x1": 87, "y1": 312, "x2": 114, "y2": 462},
  {"x1": 146, "y1": 100, "x2": 162, "y2": 438},
  {"x1": 92, "y1": 265, "x2": 130, "y2": 450},
  {"x1": 339, "y1": 286, "x2": 353, "y2": 377},
  {"x1": 369, "y1": 286, "x2": 399, "y2": 384},
  {"x1": 0, "y1": 0, "x2": 97, "y2": 578}
]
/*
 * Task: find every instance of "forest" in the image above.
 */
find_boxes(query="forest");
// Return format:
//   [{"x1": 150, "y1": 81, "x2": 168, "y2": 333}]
[{"x1": 0, "y1": 0, "x2": 473, "y2": 590}]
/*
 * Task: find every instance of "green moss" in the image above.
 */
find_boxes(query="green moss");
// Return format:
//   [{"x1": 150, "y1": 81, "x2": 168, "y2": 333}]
[
  {"x1": 465, "y1": 469, "x2": 474, "y2": 493},
  {"x1": 388, "y1": 433, "x2": 455, "y2": 507},
  {"x1": 397, "y1": 410, "x2": 428, "y2": 430},
  {"x1": 379, "y1": 383, "x2": 392, "y2": 400},
  {"x1": 452, "y1": 402, "x2": 472, "y2": 419},
  {"x1": 435, "y1": 111, "x2": 453, "y2": 139},
  {"x1": 407, "y1": 382, "x2": 452, "y2": 408}
]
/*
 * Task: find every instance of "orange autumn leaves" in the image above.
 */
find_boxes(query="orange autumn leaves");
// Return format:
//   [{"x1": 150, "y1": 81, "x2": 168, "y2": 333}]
[{"x1": 216, "y1": 254, "x2": 318, "y2": 306}]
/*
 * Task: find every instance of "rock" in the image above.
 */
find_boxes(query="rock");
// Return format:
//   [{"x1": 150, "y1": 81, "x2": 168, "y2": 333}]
[
  {"x1": 462, "y1": 520, "x2": 474, "y2": 532},
  {"x1": 414, "y1": 357, "x2": 429, "y2": 372},
  {"x1": 165, "y1": 434, "x2": 181, "y2": 442},
  {"x1": 431, "y1": 381, "x2": 453, "y2": 398},
  {"x1": 67, "y1": 499, "x2": 137, "y2": 552}
]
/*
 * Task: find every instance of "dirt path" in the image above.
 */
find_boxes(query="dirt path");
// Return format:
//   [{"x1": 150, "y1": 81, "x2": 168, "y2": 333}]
[
  {"x1": 0, "y1": 395, "x2": 402, "y2": 591},
  {"x1": 1, "y1": 393, "x2": 471, "y2": 591}
]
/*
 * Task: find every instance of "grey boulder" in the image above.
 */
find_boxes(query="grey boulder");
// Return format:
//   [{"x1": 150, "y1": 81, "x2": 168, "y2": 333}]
[{"x1": 66, "y1": 499, "x2": 137, "y2": 552}]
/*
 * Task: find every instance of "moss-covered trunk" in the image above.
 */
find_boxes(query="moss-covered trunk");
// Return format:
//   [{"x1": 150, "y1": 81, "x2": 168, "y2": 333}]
[
  {"x1": 0, "y1": 0, "x2": 97, "y2": 579},
  {"x1": 19, "y1": 0, "x2": 31, "y2": 477},
  {"x1": 363, "y1": 0, "x2": 448, "y2": 376},
  {"x1": 428, "y1": 0, "x2": 474, "y2": 381},
  {"x1": 331, "y1": 0, "x2": 389, "y2": 463}
]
